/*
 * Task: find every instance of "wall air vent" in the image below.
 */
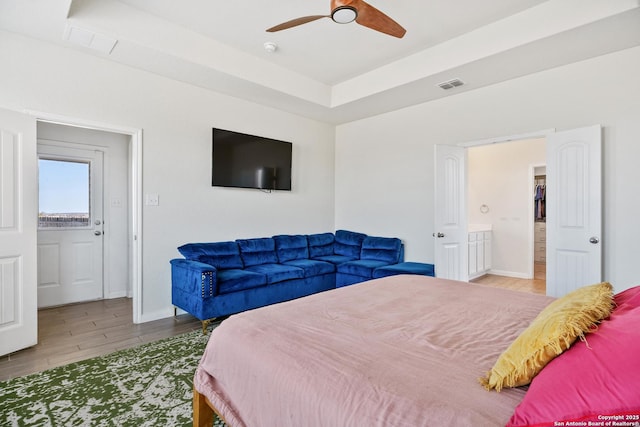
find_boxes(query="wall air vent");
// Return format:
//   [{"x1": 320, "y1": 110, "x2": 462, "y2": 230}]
[{"x1": 437, "y1": 78, "x2": 465, "y2": 90}]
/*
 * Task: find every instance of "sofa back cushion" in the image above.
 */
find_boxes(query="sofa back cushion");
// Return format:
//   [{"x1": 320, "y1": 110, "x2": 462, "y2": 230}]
[
  {"x1": 334, "y1": 230, "x2": 367, "y2": 258},
  {"x1": 308, "y1": 232, "x2": 335, "y2": 258},
  {"x1": 273, "y1": 235, "x2": 309, "y2": 263},
  {"x1": 360, "y1": 236, "x2": 402, "y2": 263},
  {"x1": 237, "y1": 238, "x2": 278, "y2": 267},
  {"x1": 177, "y1": 241, "x2": 244, "y2": 269}
]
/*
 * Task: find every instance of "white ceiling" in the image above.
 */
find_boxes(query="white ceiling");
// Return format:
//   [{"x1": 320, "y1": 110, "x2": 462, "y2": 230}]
[{"x1": 1, "y1": 0, "x2": 640, "y2": 124}]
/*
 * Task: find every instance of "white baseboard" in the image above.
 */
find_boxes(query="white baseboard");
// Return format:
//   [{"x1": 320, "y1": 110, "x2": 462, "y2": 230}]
[
  {"x1": 138, "y1": 307, "x2": 175, "y2": 324},
  {"x1": 488, "y1": 269, "x2": 533, "y2": 279},
  {"x1": 105, "y1": 291, "x2": 128, "y2": 299}
]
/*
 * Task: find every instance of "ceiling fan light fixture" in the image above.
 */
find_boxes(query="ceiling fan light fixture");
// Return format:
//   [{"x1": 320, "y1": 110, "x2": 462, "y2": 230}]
[{"x1": 332, "y1": 6, "x2": 357, "y2": 24}]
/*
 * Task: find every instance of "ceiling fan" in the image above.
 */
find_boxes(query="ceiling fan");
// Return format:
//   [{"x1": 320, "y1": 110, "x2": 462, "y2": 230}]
[{"x1": 266, "y1": 0, "x2": 406, "y2": 38}]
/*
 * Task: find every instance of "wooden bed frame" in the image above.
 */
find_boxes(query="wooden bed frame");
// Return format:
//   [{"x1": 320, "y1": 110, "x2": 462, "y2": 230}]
[{"x1": 193, "y1": 387, "x2": 227, "y2": 427}]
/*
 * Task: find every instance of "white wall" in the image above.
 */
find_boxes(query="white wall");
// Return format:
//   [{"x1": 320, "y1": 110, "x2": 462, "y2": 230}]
[
  {"x1": 4, "y1": 29, "x2": 640, "y2": 319},
  {"x1": 336, "y1": 45, "x2": 640, "y2": 293},
  {"x1": 467, "y1": 138, "x2": 546, "y2": 277},
  {"x1": 37, "y1": 122, "x2": 131, "y2": 299},
  {"x1": 0, "y1": 31, "x2": 336, "y2": 321}
]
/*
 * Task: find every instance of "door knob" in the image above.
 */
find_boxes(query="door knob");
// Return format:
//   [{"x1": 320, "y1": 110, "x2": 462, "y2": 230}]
[
  {"x1": 94, "y1": 231, "x2": 102, "y2": 236},
  {"x1": 589, "y1": 236, "x2": 599, "y2": 244},
  {"x1": 432, "y1": 232, "x2": 445, "y2": 238}
]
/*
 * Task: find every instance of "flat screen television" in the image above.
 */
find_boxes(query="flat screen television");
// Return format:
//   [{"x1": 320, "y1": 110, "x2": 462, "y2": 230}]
[{"x1": 212, "y1": 128, "x2": 292, "y2": 191}]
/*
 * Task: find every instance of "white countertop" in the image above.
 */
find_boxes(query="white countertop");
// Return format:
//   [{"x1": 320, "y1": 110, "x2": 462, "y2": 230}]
[{"x1": 468, "y1": 224, "x2": 492, "y2": 232}]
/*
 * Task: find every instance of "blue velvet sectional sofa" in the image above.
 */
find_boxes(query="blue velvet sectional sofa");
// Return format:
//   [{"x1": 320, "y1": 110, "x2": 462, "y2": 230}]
[{"x1": 170, "y1": 230, "x2": 404, "y2": 331}]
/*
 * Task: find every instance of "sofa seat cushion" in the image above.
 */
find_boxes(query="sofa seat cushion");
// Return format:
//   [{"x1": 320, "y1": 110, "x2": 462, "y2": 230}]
[
  {"x1": 217, "y1": 269, "x2": 267, "y2": 294},
  {"x1": 273, "y1": 234, "x2": 309, "y2": 263},
  {"x1": 308, "y1": 232, "x2": 335, "y2": 258},
  {"x1": 283, "y1": 259, "x2": 335, "y2": 277},
  {"x1": 312, "y1": 254, "x2": 356, "y2": 266},
  {"x1": 237, "y1": 238, "x2": 278, "y2": 267},
  {"x1": 337, "y1": 259, "x2": 390, "y2": 278},
  {"x1": 245, "y1": 263, "x2": 304, "y2": 284},
  {"x1": 372, "y1": 262, "x2": 435, "y2": 279},
  {"x1": 178, "y1": 241, "x2": 244, "y2": 269}
]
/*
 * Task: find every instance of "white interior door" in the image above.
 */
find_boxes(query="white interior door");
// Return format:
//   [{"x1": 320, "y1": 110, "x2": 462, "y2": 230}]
[
  {"x1": 37, "y1": 143, "x2": 104, "y2": 307},
  {"x1": 546, "y1": 125, "x2": 602, "y2": 297},
  {"x1": 434, "y1": 145, "x2": 468, "y2": 281},
  {"x1": 0, "y1": 108, "x2": 38, "y2": 356}
]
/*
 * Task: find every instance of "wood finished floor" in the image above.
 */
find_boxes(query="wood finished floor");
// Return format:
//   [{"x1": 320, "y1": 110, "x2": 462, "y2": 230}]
[
  {"x1": 471, "y1": 262, "x2": 546, "y2": 295},
  {"x1": 0, "y1": 298, "x2": 202, "y2": 382},
  {"x1": 1, "y1": 266, "x2": 546, "y2": 382}
]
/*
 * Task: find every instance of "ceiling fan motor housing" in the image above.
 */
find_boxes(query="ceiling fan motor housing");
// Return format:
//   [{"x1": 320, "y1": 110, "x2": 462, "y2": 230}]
[{"x1": 332, "y1": 6, "x2": 358, "y2": 24}]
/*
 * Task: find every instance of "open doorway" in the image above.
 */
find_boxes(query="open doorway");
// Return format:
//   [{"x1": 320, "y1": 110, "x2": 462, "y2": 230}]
[
  {"x1": 466, "y1": 137, "x2": 546, "y2": 294},
  {"x1": 34, "y1": 118, "x2": 142, "y2": 323},
  {"x1": 533, "y1": 165, "x2": 546, "y2": 288},
  {"x1": 37, "y1": 122, "x2": 130, "y2": 308}
]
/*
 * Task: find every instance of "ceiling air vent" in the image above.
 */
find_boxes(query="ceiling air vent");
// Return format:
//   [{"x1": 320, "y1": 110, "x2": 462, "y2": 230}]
[
  {"x1": 63, "y1": 25, "x2": 118, "y2": 55},
  {"x1": 437, "y1": 78, "x2": 465, "y2": 90}
]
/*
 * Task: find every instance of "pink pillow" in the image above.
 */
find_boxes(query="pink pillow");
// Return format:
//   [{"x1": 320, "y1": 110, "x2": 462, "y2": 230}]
[{"x1": 507, "y1": 286, "x2": 640, "y2": 427}]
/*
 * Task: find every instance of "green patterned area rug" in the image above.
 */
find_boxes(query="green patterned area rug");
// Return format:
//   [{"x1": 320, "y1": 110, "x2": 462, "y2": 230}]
[{"x1": 0, "y1": 330, "x2": 226, "y2": 427}]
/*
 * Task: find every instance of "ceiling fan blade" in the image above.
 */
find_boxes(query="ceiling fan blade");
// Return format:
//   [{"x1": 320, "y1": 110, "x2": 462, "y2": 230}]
[
  {"x1": 355, "y1": 0, "x2": 406, "y2": 38},
  {"x1": 266, "y1": 15, "x2": 329, "y2": 32}
]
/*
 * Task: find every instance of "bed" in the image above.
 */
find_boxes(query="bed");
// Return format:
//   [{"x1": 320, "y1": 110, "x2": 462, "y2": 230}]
[
  {"x1": 192, "y1": 275, "x2": 557, "y2": 426},
  {"x1": 193, "y1": 274, "x2": 640, "y2": 426}
]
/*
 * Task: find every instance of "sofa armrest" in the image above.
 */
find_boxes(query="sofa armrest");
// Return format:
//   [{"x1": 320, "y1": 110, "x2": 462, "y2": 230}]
[{"x1": 170, "y1": 259, "x2": 217, "y2": 298}]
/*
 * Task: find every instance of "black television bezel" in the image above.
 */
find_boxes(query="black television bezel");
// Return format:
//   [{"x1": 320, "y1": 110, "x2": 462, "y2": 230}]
[{"x1": 211, "y1": 128, "x2": 293, "y2": 191}]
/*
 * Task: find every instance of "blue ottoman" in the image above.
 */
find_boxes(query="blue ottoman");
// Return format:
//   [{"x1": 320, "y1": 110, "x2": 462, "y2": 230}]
[{"x1": 372, "y1": 262, "x2": 435, "y2": 279}]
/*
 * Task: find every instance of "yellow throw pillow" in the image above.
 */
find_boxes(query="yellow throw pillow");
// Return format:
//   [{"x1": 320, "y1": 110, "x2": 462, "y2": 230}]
[{"x1": 480, "y1": 282, "x2": 614, "y2": 392}]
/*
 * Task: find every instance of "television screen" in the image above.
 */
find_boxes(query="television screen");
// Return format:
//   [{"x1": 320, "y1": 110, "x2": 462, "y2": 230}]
[{"x1": 212, "y1": 128, "x2": 292, "y2": 191}]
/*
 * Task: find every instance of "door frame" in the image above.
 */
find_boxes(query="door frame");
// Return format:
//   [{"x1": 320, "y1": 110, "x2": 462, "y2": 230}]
[{"x1": 28, "y1": 110, "x2": 143, "y2": 323}]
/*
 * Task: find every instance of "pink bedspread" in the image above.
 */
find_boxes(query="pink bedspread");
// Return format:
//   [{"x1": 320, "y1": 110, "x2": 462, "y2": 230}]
[{"x1": 194, "y1": 275, "x2": 554, "y2": 427}]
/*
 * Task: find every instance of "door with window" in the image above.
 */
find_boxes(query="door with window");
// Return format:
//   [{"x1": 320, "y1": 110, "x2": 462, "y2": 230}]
[{"x1": 37, "y1": 143, "x2": 104, "y2": 307}]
